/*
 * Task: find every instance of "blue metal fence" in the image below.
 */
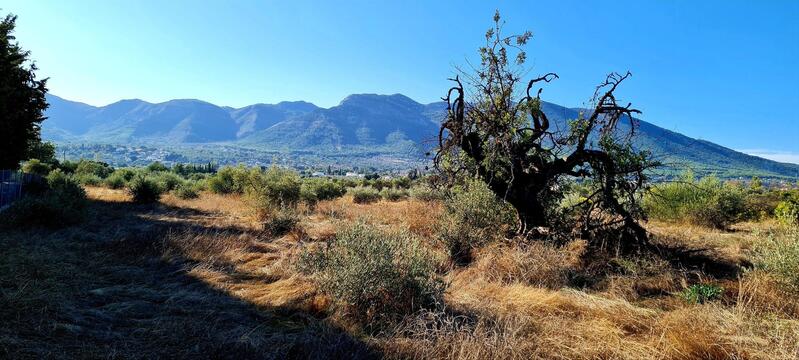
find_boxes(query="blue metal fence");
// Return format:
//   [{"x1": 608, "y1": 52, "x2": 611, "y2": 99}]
[{"x1": 0, "y1": 170, "x2": 43, "y2": 209}]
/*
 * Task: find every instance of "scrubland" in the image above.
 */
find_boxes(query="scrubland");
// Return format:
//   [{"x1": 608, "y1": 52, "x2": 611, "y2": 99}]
[{"x1": 2, "y1": 163, "x2": 799, "y2": 359}]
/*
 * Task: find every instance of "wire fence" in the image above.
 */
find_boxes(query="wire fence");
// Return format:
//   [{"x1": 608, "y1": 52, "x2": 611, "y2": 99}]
[{"x1": 0, "y1": 170, "x2": 43, "y2": 209}]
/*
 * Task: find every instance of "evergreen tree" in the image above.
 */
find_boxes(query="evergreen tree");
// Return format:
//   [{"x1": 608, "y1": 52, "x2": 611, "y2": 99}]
[{"x1": 0, "y1": 13, "x2": 49, "y2": 169}]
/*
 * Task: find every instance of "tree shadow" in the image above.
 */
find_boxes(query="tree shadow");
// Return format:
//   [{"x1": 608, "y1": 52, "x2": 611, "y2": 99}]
[
  {"x1": 0, "y1": 197, "x2": 382, "y2": 359},
  {"x1": 653, "y1": 240, "x2": 750, "y2": 280}
]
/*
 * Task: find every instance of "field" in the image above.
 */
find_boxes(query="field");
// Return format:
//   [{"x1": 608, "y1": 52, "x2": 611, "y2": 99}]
[{"x1": 2, "y1": 184, "x2": 798, "y2": 359}]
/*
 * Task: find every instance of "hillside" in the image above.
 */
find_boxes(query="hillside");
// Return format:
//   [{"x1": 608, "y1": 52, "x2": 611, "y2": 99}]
[{"x1": 42, "y1": 94, "x2": 799, "y2": 178}]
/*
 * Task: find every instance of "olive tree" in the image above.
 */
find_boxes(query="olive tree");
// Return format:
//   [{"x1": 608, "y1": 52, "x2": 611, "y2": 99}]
[{"x1": 435, "y1": 11, "x2": 658, "y2": 248}]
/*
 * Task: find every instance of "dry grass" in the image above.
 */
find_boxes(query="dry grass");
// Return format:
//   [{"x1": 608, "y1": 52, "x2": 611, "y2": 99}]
[{"x1": 2, "y1": 188, "x2": 798, "y2": 359}]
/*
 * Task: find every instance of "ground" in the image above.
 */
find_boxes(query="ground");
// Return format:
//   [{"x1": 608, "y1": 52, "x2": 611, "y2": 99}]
[{"x1": 1, "y1": 187, "x2": 797, "y2": 359}]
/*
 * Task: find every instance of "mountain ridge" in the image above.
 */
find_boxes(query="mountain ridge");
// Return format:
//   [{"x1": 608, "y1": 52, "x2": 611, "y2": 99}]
[{"x1": 41, "y1": 93, "x2": 799, "y2": 178}]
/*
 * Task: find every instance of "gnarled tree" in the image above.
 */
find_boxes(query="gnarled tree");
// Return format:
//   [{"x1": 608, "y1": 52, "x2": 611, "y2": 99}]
[{"x1": 435, "y1": 11, "x2": 658, "y2": 248}]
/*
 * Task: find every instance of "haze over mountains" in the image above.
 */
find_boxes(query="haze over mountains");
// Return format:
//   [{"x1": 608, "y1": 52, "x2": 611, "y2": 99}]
[{"x1": 42, "y1": 93, "x2": 799, "y2": 179}]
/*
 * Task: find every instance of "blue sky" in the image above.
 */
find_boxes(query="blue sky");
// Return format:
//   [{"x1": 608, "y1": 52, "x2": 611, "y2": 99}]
[{"x1": 5, "y1": 0, "x2": 799, "y2": 162}]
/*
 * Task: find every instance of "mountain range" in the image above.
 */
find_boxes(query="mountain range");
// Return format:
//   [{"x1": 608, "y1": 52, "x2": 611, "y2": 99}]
[{"x1": 42, "y1": 94, "x2": 799, "y2": 179}]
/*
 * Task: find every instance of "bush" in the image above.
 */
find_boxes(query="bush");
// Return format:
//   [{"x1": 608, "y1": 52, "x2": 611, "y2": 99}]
[
  {"x1": 146, "y1": 161, "x2": 169, "y2": 172},
  {"x1": 127, "y1": 175, "x2": 163, "y2": 203},
  {"x1": 349, "y1": 186, "x2": 380, "y2": 204},
  {"x1": 262, "y1": 208, "x2": 299, "y2": 236},
  {"x1": 438, "y1": 179, "x2": 516, "y2": 264},
  {"x1": 74, "y1": 159, "x2": 113, "y2": 178},
  {"x1": 298, "y1": 222, "x2": 443, "y2": 328},
  {"x1": 775, "y1": 201, "x2": 799, "y2": 226},
  {"x1": 2, "y1": 169, "x2": 88, "y2": 228},
  {"x1": 300, "y1": 184, "x2": 319, "y2": 208},
  {"x1": 174, "y1": 182, "x2": 200, "y2": 200},
  {"x1": 104, "y1": 173, "x2": 127, "y2": 189},
  {"x1": 207, "y1": 165, "x2": 249, "y2": 194},
  {"x1": 645, "y1": 174, "x2": 746, "y2": 229},
  {"x1": 753, "y1": 227, "x2": 799, "y2": 290},
  {"x1": 72, "y1": 173, "x2": 103, "y2": 186},
  {"x1": 248, "y1": 166, "x2": 301, "y2": 206},
  {"x1": 151, "y1": 171, "x2": 184, "y2": 191},
  {"x1": 680, "y1": 284, "x2": 724, "y2": 304},
  {"x1": 409, "y1": 184, "x2": 444, "y2": 202},
  {"x1": 245, "y1": 166, "x2": 302, "y2": 222},
  {"x1": 380, "y1": 187, "x2": 408, "y2": 202},
  {"x1": 21, "y1": 159, "x2": 51, "y2": 176},
  {"x1": 302, "y1": 178, "x2": 345, "y2": 201}
]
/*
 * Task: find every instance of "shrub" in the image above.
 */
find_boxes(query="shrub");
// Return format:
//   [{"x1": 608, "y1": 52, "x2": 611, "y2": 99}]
[
  {"x1": 72, "y1": 173, "x2": 103, "y2": 186},
  {"x1": 146, "y1": 161, "x2": 169, "y2": 172},
  {"x1": 127, "y1": 175, "x2": 163, "y2": 203},
  {"x1": 262, "y1": 208, "x2": 299, "y2": 236},
  {"x1": 248, "y1": 166, "x2": 301, "y2": 206},
  {"x1": 438, "y1": 179, "x2": 516, "y2": 264},
  {"x1": 680, "y1": 284, "x2": 724, "y2": 304},
  {"x1": 112, "y1": 168, "x2": 137, "y2": 181},
  {"x1": 207, "y1": 165, "x2": 249, "y2": 194},
  {"x1": 409, "y1": 184, "x2": 444, "y2": 202},
  {"x1": 74, "y1": 159, "x2": 113, "y2": 178},
  {"x1": 753, "y1": 227, "x2": 799, "y2": 290},
  {"x1": 380, "y1": 187, "x2": 408, "y2": 202},
  {"x1": 21, "y1": 159, "x2": 51, "y2": 176},
  {"x1": 57, "y1": 159, "x2": 79, "y2": 174},
  {"x1": 297, "y1": 222, "x2": 443, "y2": 328},
  {"x1": 645, "y1": 174, "x2": 746, "y2": 229},
  {"x1": 302, "y1": 178, "x2": 345, "y2": 201},
  {"x1": 246, "y1": 166, "x2": 302, "y2": 222},
  {"x1": 151, "y1": 171, "x2": 184, "y2": 191},
  {"x1": 300, "y1": 184, "x2": 319, "y2": 208},
  {"x1": 775, "y1": 201, "x2": 799, "y2": 226},
  {"x1": 349, "y1": 186, "x2": 380, "y2": 204},
  {"x1": 104, "y1": 173, "x2": 127, "y2": 189},
  {"x1": 2, "y1": 169, "x2": 88, "y2": 228},
  {"x1": 174, "y1": 182, "x2": 200, "y2": 200}
]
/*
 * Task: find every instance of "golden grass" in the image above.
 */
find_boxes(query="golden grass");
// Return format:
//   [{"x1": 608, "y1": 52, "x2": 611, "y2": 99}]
[{"x1": 3, "y1": 190, "x2": 799, "y2": 359}]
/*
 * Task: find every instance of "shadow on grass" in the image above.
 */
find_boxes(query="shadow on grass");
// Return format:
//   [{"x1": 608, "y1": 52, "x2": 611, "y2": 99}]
[
  {"x1": 653, "y1": 241, "x2": 751, "y2": 280},
  {"x1": 0, "y1": 197, "x2": 381, "y2": 359}
]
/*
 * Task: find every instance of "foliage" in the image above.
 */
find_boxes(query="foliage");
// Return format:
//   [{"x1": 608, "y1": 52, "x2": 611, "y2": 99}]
[
  {"x1": 103, "y1": 168, "x2": 136, "y2": 189},
  {"x1": 127, "y1": 174, "x2": 163, "y2": 203},
  {"x1": 297, "y1": 222, "x2": 443, "y2": 328},
  {"x1": 25, "y1": 141, "x2": 58, "y2": 166},
  {"x1": 775, "y1": 201, "x2": 799, "y2": 226},
  {"x1": 74, "y1": 159, "x2": 114, "y2": 179},
  {"x1": 150, "y1": 171, "x2": 184, "y2": 191},
  {"x1": 434, "y1": 11, "x2": 656, "y2": 246},
  {"x1": 262, "y1": 207, "x2": 299, "y2": 236},
  {"x1": 21, "y1": 159, "x2": 50, "y2": 176},
  {"x1": 173, "y1": 181, "x2": 200, "y2": 200},
  {"x1": 146, "y1": 161, "x2": 169, "y2": 172},
  {"x1": 380, "y1": 187, "x2": 408, "y2": 202},
  {"x1": 409, "y1": 184, "x2": 444, "y2": 202},
  {"x1": 104, "y1": 173, "x2": 127, "y2": 189},
  {"x1": 247, "y1": 166, "x2": 301, "y2": 208},
  {"x1": 349, "y1": 186, "x2": 381, "y2": 204},
  {"x1": 300, "y1": 184, "x2": 319, "y2": 208},
  {"x1": 0, "y1": 13, "x2": 49, "y2": 169},
  {"x1": 72, "y1": 173, "x2": 103, "y2": 186},
  {"x1": 438, "y1": 179, "x2": 516, "y2": 264},
  {"x1": 207, "y1": 165, "x2": 249, "y2": 194},
  {"x1": 301, "y1": 178, "x2": 346, "y2": 201},
  {"x1": 645, "y1": 174, "x2": 746, "y2": 229},
  {"x1": 2, "y1": 169, "x2": 88, "y2": 228},
  {"x1": 680, "y1": 284, "x2": 724, "y2": 304},
  {"x1": 753, "y1": 227, "x2": 799, "y2": 290},
  {"x1": 57, "y1": 159, "x2": 79, "y2": 174}
]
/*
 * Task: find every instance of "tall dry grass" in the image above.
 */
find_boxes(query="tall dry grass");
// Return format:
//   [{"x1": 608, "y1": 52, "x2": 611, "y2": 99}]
[{"x1": 4, "y1": 187, "x2": 799, "y2": 359}]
